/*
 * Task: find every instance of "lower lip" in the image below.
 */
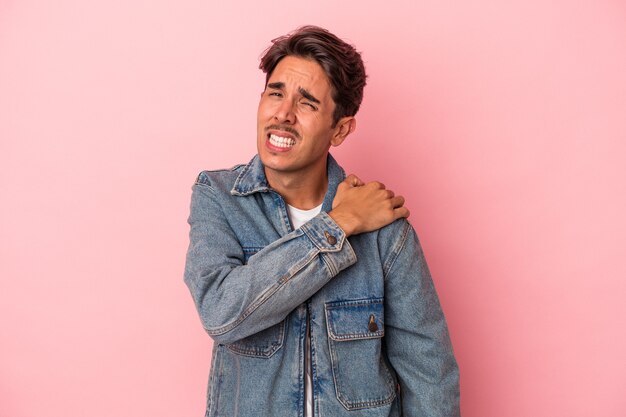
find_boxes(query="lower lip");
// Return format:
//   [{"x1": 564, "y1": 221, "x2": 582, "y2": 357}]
[{"x1": 265, "y1": 137, "x2": 294, "y2": 153}]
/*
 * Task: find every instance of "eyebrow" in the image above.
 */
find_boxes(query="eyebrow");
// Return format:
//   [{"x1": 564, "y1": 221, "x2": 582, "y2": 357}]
[
  {"x1": 266, "y1": 82, "x2": 321, "y2": 104},
  {"x1": 267, "y1": 82, "x2": 285, "y2": 90},
  {"x1": 298, "y1": 87, "x2": 320, "y2": 104}
]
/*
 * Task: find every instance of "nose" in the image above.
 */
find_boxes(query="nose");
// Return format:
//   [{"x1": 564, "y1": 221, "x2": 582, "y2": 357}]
[{"x1": 274, "y1": 99, "x2": 296, "y2": 124}]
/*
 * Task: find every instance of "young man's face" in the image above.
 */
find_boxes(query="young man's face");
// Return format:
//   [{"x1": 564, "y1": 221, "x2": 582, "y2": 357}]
[{"x1": 257, "y1": 55, "x2": 350, "y2": 181}]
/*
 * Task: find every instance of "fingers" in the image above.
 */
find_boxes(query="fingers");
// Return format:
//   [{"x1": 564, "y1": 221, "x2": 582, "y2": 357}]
[
  {"x1": 389, "y1": 195, "x2": 404, "y2": 208},
  {"x1": 339, "y1": 175, "x2": 408, "y2": 220},
  {"x1": 344, "y1": 176, "x2": 392, "y2": 190},
  {"x1": 389, "y1": 196, "x2": 409, "y2": 219},
  {"x1": 394, "y1": 206, "x2": 410, "y2": 219},
  {"x1": 351, "y1": 175, "x2": 364, "y2": 187},
  {"x1": 343, "y1": 174, "x2": 364, "y2": 188}
]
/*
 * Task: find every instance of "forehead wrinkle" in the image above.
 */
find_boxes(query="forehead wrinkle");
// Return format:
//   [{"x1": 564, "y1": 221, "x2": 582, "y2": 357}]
[{"x1": 268, "y1": 57, "x2": 332, "y2": 104}]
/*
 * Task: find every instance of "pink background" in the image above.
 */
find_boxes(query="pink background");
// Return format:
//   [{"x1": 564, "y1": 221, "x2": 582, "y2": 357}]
[{"x1": 1, "y1": 1, "x2": 625, "y2": 416}]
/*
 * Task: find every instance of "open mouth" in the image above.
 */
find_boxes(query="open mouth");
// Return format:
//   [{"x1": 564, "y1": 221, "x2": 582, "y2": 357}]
[{"x1": 268, "y1": 133, "x2": 296, "y2": 148}]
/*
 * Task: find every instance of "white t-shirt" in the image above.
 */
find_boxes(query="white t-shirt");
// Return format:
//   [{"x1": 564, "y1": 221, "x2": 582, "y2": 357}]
[
  {"x1": 286, "y1": 203, "x2": 322, "y2": 417},
  {"x1": 287, "y1": 203, "x2": 323, "y2": 230}
]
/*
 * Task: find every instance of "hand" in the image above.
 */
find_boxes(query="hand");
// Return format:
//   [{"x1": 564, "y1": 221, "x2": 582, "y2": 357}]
[{"x1": 329, "y1": 174, "x2": 410, "y2": 237}]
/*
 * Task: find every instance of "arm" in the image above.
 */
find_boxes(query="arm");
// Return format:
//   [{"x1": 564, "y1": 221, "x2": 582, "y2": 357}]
[
  {"x1": 184, "y1": 173, "x2": 409, "y2": 346},
  {"x1": 184, "y1": 180, "x2": 356, "y2": 345},
  {"x1": 382, "y1": 221, "x2": 460, "y2": 416}
]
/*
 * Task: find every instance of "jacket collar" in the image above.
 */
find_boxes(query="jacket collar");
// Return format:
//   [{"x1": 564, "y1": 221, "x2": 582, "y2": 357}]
[{"x1": 232, "y1": 154, "x2": 346, "y2": 212}]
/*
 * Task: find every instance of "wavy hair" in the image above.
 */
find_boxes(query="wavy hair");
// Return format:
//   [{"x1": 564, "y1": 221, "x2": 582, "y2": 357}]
[{"x1": 259, "y1": 25, "x2": 367, "y2": 127}]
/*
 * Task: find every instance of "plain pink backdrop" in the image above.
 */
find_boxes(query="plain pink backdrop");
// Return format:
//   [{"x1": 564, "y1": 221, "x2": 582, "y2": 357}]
[{"x1": 1, "y1": 1, "x2": 625, "y2": 416}]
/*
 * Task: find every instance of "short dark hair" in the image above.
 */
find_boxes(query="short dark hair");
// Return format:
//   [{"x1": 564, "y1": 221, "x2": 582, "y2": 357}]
[{"x1": 259, "y1": 25, "x2": 367, "y2": 126}]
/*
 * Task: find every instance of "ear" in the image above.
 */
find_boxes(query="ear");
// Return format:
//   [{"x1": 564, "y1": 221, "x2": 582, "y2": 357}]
[{"x1": 330, "y1": 117, "x2": 356, "y2": 147}]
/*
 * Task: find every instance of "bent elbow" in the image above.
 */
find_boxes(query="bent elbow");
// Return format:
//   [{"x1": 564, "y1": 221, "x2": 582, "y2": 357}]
[{"x1": 205, "y1": 325, "x2": 240, "y2": 345}]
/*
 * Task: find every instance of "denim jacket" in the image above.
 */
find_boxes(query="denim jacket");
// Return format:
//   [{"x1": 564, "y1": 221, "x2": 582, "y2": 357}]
[{"x1": 184, "y1": 154, "x2": 460, "y2": 417}]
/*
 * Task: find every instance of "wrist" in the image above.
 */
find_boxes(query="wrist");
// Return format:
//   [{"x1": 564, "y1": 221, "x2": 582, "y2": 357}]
[{"x1": 328, "y1": 209, "x2": 356, "y2": 237}]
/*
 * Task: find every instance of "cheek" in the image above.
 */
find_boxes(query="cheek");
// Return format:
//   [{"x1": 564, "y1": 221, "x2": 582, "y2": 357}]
[
  {"x1": 260, "y1": 96, "x2": 282, "y2": 114},
  {"x1": 257, "y1": 100, "x2": 271, "y2": 119}
]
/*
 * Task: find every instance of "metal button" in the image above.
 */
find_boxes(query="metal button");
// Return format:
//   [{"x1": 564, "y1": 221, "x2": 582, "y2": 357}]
[
  {"x1": 368, "y1": 314, "x2": 379, "y2": 332},
  {"x1": 324, "y1": 231, "x2": 337, "y2": 245}
]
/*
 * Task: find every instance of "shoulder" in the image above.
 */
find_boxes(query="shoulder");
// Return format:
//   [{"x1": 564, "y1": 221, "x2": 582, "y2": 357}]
[
  {"x1": 375, "y1": 218, "x2": 423, "y2": 273},
  {"x1": 193, "y1": 164, "x2": 246, "y2": 191},
  {"x1": 378, "y1": 218, "x2": 415, "y2": 245}
]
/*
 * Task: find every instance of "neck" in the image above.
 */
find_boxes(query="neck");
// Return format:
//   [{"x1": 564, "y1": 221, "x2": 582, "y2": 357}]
[{"x1": 265, "y1": 164, "x2": 328, "y2": 210}]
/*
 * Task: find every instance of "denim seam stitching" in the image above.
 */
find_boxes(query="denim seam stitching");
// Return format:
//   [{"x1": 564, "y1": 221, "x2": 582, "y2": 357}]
[
  {"x1": 382, "y1": 221, "x2": 411, "y2": 279},
  {"x1": 225, "y1": 320, "x2": 286, "y2": 358},
  {"x1": 207, "y1": 345, "x2": 223, "y2": 415},
  {"x1": 326, "y1": 300, "x2": 385, "y2": 340},
  {"x1": 204, "y1": 248, "x2": 319, "y2": 337},
  {"x1": 319, "y1": 252, "x2": 337, "y2": 276}
]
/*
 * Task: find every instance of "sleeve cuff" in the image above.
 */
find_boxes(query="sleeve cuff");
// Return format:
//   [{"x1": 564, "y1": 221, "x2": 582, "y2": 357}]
[{"x1": 301, "y1": 212, "x2": 357, "y2": 275}]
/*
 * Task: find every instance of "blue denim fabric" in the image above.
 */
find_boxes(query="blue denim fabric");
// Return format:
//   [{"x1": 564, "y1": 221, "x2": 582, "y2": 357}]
[{"x1": 184, "y1": 154, "x2": 460, "y2": 416}]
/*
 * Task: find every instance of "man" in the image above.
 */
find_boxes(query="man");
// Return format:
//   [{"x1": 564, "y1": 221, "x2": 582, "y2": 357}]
[{"x1": 184, "y1": 26, "x2": 460, "y2": 416}]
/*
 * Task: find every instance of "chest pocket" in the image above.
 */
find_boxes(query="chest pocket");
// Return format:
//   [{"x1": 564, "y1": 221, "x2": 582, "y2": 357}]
[
  {"x1": 225, "y1": 245, "x2": 286, "y2": 358},
  {"x1": 325, "y1": 298, "x2": 397, "y2": 410}
]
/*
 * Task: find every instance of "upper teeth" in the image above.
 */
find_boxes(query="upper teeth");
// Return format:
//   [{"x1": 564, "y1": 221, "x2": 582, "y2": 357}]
[{"x1": 269, "y1": 134, "x2": 295, "y2": 148}]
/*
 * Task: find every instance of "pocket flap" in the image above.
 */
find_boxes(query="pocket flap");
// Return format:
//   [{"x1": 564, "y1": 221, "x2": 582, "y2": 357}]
[{"x1": 325, "y1": 298, "x2": 384, "y2": 341}]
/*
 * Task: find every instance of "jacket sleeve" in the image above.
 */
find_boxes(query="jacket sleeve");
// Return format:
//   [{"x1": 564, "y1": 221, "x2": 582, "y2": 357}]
[
  {"x1": 381, "y1": 220, "x2": 460, "y2": 416},
  {"x1": 184, "y1": 180, "x2": 356, "y2": 345}
]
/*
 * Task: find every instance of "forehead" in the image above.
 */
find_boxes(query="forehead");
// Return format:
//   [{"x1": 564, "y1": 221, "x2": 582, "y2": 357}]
[{"x1": 268, "y1": 56, "x2": 332, "y2": 95}]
